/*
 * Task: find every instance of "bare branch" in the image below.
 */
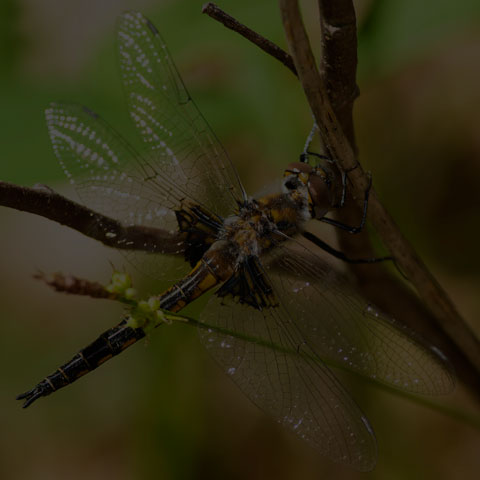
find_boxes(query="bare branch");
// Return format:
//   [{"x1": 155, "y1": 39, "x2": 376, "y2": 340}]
[
  {"x1": 279, "y1": 0, "x2": 480, "y2": 390},
  {"x1": 317, "y1": 0, "x2": 359, "y2": 150},
  {"x1": 202, "y1": 2, "x2": 297, "y2": 76},
  {"x1": 0, "y1": 181, "x2": 186, "y2": 254},
  {"x1": 34, "y1": 271, "x2": 115, "y2": 299},
  {"x1": 315, "y1": 1, "x2": 379, "y2": 301}
]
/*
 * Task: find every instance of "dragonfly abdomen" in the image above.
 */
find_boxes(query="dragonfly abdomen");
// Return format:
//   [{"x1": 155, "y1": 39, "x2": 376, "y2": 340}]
[
  {"x1": 17, "y1": 249, "x2": 231, "y2": 407},
  {"x1": 17, "y1": 321, "x2": 145, "y2": 407}
]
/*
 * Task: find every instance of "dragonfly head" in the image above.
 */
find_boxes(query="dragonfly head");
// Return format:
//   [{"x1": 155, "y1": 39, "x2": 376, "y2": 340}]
[{"x1": 283, "y1": 162, "x2": 335, "y2": 219}]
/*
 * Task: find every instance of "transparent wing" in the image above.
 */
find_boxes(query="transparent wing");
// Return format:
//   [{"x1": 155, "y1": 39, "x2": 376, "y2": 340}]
[
  {"x1": 199, "y1": 290, "x2": 377, "y2": 471},
  {"x1": 116, "y1": 11, "x2": 246, "y2": 218},
  {"x1": 45, "y1": 11, "x2": 247, "y2": 281},
  {"x1": 265, "y1": 243, "x2": 455, "y2": 395},
  {"x1": 46, "y1": 102, "x2": 195, "y2": 281}
]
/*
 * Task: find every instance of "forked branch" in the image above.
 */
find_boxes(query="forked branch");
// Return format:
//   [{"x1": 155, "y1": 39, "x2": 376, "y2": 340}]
[{"x1": 279, "y1": 0, "x2": 480, "y2": 390}]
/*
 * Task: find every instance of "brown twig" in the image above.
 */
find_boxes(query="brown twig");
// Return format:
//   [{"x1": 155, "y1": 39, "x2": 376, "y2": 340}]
[
  {"x1": 317, "y1": 0, "x2": 359, "y2": 151},
  {"x1": 0, "y1": 181, "x2": 186, "y2": 254},
  {"x1": 315, "y1": 0, "x2": 378, "y2": 301},
  {"x1": 34, "y1": 271, "x2": 115, "y2": 299},
  {"x1": 279, "y1": 0, "x2": 480, "y2": 391},
  {"x1": 202, "y1": 2, "x2": 297, "y2": 76}
]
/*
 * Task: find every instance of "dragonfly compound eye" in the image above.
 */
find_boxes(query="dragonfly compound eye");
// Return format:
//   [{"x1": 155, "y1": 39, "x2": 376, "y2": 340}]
[
  {"x1": 284, "y1": 161, "x2": 314, "y2": 177},
  {"x1": 284, "y1": 162, "x2": 311, "y2": 188},
  {"x1": 284, "y1": 162, "x2": 332, "y2": 218}
]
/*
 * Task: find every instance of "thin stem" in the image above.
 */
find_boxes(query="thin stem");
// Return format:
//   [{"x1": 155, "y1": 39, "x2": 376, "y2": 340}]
[
  {"x1": 202, "y1": 2, "x2": 297, "y2": 75},
  {"x1": 34, "y1": 271, "x2": 116, "y2": 299}
]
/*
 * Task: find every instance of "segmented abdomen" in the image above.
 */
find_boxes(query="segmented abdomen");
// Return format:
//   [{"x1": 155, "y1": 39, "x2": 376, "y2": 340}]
[{"x1": 18, "y1": 254, "x2": 226, "y2": 407}]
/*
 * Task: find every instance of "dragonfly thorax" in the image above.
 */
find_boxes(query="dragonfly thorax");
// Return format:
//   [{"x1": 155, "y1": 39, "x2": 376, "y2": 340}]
[{"x1": 220, "y1": 185, "x2": 311, "y2": 263}]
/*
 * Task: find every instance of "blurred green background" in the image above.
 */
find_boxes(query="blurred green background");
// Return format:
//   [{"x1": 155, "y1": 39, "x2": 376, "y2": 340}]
[{"x1": 1, "y1": 0, "x2": 479, "y2": 478}]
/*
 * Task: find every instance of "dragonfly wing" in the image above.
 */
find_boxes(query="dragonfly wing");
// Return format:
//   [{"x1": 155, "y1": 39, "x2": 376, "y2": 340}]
[
  {"x1": 116, "y1": 11, "x2": 246, "y2": 218},
  {"x1": 264, "y1": 242, "x2": 455, "y2": 395},
  {"x1": 46, "y1": 11, "x2": 246, "y2": 281},
  {"x1": 46, "y1": 103, "x2": 217, "y2": 281},
  {"x1": 199, "y1": 276, "x2": 377, "y2": 471}
]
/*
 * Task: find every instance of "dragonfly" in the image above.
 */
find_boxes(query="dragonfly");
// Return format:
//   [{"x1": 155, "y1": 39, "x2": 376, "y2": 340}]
[{"x1": 16, "y1": 11, "x2": 454, "y2": 471}]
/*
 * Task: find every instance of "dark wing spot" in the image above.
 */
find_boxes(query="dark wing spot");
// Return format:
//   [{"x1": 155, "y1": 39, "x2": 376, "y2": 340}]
[
  {"x1": 175, "y1": 205, "x2": 221, "y2": 266},
  {"x1": 217, "y1": 256, "x2": 277, "y2": 310}
]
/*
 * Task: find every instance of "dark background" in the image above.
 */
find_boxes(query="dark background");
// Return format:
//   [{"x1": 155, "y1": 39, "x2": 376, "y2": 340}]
[{"x1": 0, "y1": 0, "x2": 479, "y2": 478}]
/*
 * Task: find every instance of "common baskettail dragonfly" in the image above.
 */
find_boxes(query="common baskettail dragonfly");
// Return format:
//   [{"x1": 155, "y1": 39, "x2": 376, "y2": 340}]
[{"x1": 16, "y1": 11, "x2": 454, "y2": 471}]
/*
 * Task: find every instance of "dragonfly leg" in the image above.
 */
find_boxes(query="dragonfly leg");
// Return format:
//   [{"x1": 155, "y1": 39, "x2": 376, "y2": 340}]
[
  {"x1": 302, "y1": 231, "x2": 392, "y2": 264},
  {"x1": 17, "y1": 319, "x2": 145, "y2": 408},
  {"x1": 319, "y1": 172, "x2": 372, "y2": 234},
  {"x1": 300, "y1": 150, "x2": 372, "y2": 233}
]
